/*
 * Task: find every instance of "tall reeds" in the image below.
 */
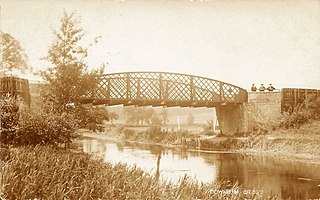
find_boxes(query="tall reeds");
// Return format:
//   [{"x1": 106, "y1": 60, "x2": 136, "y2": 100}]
[{"x1": 1, "y1": 146, "x2": 266, "y2": 199}]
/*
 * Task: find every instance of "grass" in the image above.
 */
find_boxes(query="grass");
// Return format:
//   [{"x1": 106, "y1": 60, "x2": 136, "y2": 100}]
[
  {"x1": 100, "y1": 119, "x2": 320, "y2": 164},
  {"x1": 196, "y1": 120, "x2": 320, "y2": 163},
  {"x1": 244, "y1": 120, "x2": 320, "y2": 158},
  {"x1": 0, "y1": 145, "x2": 269, "y2": 200}
]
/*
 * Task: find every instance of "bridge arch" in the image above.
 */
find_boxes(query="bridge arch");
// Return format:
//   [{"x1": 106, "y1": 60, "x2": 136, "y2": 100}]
[{"x1": 81, "y1": 71, "x2": 248, "y2": 107}]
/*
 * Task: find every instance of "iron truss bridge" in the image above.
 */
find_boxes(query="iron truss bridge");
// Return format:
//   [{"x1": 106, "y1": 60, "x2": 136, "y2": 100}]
[{"x1": 80, "y1": 72, "x2": 248, "y2": 107}]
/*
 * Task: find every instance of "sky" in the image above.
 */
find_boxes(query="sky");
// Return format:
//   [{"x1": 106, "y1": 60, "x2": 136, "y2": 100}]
[{"x1": 1, "y1": 0, "x2": 320, "y2": 90}]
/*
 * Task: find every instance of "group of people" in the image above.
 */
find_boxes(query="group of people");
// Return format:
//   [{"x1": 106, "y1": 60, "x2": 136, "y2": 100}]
[{"x1": 251, "y1": 83, "x2": 275, "y2": 92}]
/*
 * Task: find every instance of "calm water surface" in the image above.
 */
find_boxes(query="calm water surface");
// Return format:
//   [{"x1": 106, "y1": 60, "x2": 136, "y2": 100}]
[{"x1": 80, "y1": 137, "x2": 320, "y2": 199}]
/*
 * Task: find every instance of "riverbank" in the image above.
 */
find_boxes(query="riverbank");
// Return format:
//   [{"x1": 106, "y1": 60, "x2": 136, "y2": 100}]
[
  {"x1": 1, "y1": 145, "x2": 267, "y2": 199},
  {"x1": 80, "y1": 120, "x2": 320, "y2": 164}
]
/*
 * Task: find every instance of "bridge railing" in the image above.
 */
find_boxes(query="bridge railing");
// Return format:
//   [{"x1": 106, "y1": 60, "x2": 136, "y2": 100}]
[
  {"x1": 81, "y1": 72, "x2": 248, "y2": 107},
  {"x1": 281, "y1": 88, "x2": 320, "y2": 111}
]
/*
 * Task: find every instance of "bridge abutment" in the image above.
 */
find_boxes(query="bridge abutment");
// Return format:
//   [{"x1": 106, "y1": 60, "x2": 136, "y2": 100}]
[
  {"x1": 243, "y1": 91, "x2": 282, "y2": 132},
  {"x1": 216, "y1": 92, "x2": 282, "y2": 135}
]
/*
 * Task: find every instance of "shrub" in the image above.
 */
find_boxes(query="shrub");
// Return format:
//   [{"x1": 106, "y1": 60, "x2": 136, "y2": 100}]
[
  {"x1": 72, "y1": 105, "x2": 109, "y2": 132},
  {"x1": 202, "y1": 120, "x2": 216, "y2": 136},
  {"x1": 16, "y1": 105, "x2": 77, "y2": 146},
  {"x1": 146, "y1": 126, "x2": 166, "y2": 142},
  {"x1": 277, "y1": 95, "x2": 320, "y2": 129},
  {"x1": 177, "y1": 129, "x2": 189, "y2": 137},
  {"x1": 308, "y1": 96, "x2": 320, "y2": 119},
  {"x1": 0, "y1": 95, "x2": 20, "y2": 145},
  {"x1": 123, "y1": 129, "x2": 136, "y2": 138},
  {"x1": 0, "y1": 96, "x2": 78, "y2": 146},
  {"x1": 277, "y1": 109, "x2": 311, "y2": 129}
]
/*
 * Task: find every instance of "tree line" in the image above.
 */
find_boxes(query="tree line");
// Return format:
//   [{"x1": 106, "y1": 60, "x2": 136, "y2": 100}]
[{"x1": 124, "y1": 107, "x2": 168, "y2": 125}]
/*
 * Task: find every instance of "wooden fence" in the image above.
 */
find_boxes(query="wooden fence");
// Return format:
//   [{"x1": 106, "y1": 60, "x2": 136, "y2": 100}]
[
  {"x1": 0, "y1": 76, "x2": 31, "y2": 105},
  {"x1": 281, "y1": 88, "x2": 320, "y2": 112}
]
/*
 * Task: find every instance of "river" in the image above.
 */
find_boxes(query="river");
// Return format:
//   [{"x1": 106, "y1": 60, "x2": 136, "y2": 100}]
[{"x1": 80, "y1": 136, "x2": 320, "y2": 199}]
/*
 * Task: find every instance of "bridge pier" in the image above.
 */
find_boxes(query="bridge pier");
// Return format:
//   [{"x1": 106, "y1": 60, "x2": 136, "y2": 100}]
[{"x1": 216, "y1": 104, "x2": 245, "y2": 135}]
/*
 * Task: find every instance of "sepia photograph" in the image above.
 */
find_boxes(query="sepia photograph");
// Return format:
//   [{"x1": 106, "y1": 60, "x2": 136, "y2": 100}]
[{"x1": 0, "y1": 0, "x2": 320, "y2": 199}]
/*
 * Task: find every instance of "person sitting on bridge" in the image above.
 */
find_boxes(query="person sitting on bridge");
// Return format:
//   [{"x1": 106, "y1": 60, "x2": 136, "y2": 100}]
[
  {"x1": 267, "y1": 83, "x2": 275, "y2": 91},
  {"x1": 251, "y1": 84, "x2": 257, "y2": 92},
  {"x1": 258, "y1": 84, "x2": 266, "y2": 91}
]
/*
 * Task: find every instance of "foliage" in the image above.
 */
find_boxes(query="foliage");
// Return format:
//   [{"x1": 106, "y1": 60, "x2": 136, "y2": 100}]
[
  {"x1": 72, "y1": 105, "x2": 109, "y2": 132},
  {"x1": 16, "y1": 105, "x2": 77, "y2": 146},
  {"x1": 39, "y1": 11, "x2": 107, "y2": 131},
  {"x1": 41, "y1": 11, "x2": 99, "y2": 112},
  {"x1": 1, "y1": 146, "x2": 266, "y2": 199},
  {"x1": 124, "y1": 106, "x2": 155, "y2": 125},
  {"x1": 159, "y1": 108, "x2": 169, "y2": 125},
  {"x1": 123, "y1": 129, "x2": 136, "y2": 138},
  {"x1": 0, "y1": 95, "x2": 78, "y2": 146},
  {"x1": 202, "y1": 120, "x2": 216, "y2": 136},
  {"x1": 0, "y1": 32, "x2": 29, "y2": 75},
  {"x1": 277, "y1": 95, "x2": 320, "y2": 129},
  {"x1": 186, "y1": 113, "x2": 195, "y2": 125},
  {"x1": 277, "y1": 109, "x2": 311, "y2": 129},
  {"x1": 146, "y1": 125, "x2": 163, "y2": 142},
  {"x1": 150, "y1": 114, "x2": 163, "y2": 125},
  {"x1": 0, "y1": 95, "x2": 20, "y2": 145}
]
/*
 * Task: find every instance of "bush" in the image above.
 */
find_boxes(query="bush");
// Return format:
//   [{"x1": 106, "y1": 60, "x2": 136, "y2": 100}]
[
  {"x1": 123, "y1": 129, "x2": 136, "y2": 138},
  {"x1": 202, "y1": 120, "x2": 217, "y2": 136},
  {"x1": 16, "y1": 105, "x2": 77, "y2": 146},
  {"x1": 308, "y1": 96, "x2": 320, "y2": 119},
  {"x1": 0, "y1": 96, "x2": 78, "y2": 146},
  {"x1": 146, "y1": 126, "x2": 166, "y2": 142},
  {"x1": 72, "y1": 105, "x2": 109, "y2": 132},
  {"x1": 0, "y1": 95, "x2": 20, "y2": 145},
  {"x1": 277, "y1": 95, "x2": 320, "y2": 129},
  {"x1": 277, "y1": 109, "x2": 311, "y2": 129}
]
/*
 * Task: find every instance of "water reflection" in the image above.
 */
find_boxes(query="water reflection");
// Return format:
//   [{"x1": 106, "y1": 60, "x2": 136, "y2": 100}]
[{"x1": 80, "y1": 137, "x2": 320, "y2": 199}]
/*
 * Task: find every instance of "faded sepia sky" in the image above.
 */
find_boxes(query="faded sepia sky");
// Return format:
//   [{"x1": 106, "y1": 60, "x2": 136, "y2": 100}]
[{"x1": 1, "y1": 0, "x2": 320, "y2": 89}]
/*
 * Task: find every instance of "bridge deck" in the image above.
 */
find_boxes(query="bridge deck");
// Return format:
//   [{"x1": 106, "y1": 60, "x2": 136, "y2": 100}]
[{"x1": 80, "y1": 72, "x2": 248, "y2": 107}]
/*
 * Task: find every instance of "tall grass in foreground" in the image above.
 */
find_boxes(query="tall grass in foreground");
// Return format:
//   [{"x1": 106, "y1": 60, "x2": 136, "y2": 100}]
[{"x1": 0, "y1": 146, "x2": 270, "y2": 200}]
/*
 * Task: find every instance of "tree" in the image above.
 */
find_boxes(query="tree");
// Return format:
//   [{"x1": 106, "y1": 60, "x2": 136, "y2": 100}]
[
  {"x1": 159, "y1": 108, "x2": 169, "y2": 125},
  {"x1": 150, "y1": 114, "x2": 162, "y2": 125},
  {"x1": 40, "y1": 11, "x2": 107, "y2": 132},
  {"x1": 187, "y1": 113, "x2": 195, "y2": 125},
  {"x1": 0, "y1": 32, "x2": 29, "y2": 75},
  {"x1": 74, "y1": 105, "x2": 109, "y2": 132},
  {"x1": 42, "y1": 11, "x2": 97, "y2": 112},
  {"x1": 124, "y1": 107, "x2": 155, "y2": 125},
  {"x1": 143, "y1": 108, "x2": 155, "y2": 124}
]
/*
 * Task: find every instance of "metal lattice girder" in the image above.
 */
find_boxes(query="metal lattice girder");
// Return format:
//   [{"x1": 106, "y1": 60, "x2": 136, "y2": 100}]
[{"x1": 80, "y1": 72, "x2": 248, "y2": 107}]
